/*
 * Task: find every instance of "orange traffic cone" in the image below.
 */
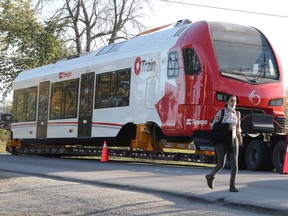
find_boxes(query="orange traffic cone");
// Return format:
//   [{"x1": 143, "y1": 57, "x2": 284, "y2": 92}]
[
  {"x1": 101, "y1": 141, "x2": 109, "y2": 162},
  {"x1": 282, "y1": 144, "x2": 288, "y2": 174}
]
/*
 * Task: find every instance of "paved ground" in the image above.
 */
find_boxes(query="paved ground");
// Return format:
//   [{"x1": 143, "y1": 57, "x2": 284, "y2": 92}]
[{"x1": 0, "y1": 154, "x2": 287, "y2": 213}]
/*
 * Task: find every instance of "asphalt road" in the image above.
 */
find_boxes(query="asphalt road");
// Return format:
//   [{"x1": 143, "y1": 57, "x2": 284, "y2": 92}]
[
  {"x1": 0, "y1": 154, "x2": 287, "y2": 215},
  {"x1": 1, "y1": 170, "x2": 279, "y2": 216}
]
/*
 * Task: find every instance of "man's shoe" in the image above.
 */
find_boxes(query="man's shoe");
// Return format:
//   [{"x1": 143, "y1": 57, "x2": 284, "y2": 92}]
[
  {"x1": 229, "y1": 185, "x2": 239, "y2": 192},
  {"x1": 205, "y1": 175, "x2": 214, "y2": 189}
]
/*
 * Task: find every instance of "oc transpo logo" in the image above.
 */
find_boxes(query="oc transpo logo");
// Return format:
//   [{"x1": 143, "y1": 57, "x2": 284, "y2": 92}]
[
  {"x1": 59, "y1": 72, "x2": 72, "y2": 79},
  {"x1": 249, "y1": 90, "x2": 261, "y2": 105}
]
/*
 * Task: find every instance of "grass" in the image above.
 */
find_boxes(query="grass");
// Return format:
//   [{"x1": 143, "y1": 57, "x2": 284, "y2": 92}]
[{"x1": 0, "y1": 141, "x2": 6, "y2": 153}]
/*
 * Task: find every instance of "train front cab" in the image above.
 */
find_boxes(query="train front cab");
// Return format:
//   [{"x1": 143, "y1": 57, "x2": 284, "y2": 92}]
[
  {"x1": 179, "y1": 21, "x2": 287, "y2": 171},
  {"x1": 129, "y1": 21, "x2": 288, "y2": 171},
  {"x1": 210, "y1": 22, "x2": 287, "y2": 171}
]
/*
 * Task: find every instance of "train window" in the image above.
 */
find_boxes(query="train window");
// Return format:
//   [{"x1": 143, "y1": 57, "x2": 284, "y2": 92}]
[
  {"x1": 15, "y1": 93, "x2": 24, "y2": 114},
  {"x1": 96, "y1": 42, "x2": 125, "y2": 56},
  {"x1": 116, "y1": 70, "x2": 130, "y2": 106},
  {"x1": 86, "y1": 83, "x2": 94, "y2": 116},
  {"x1": 183, "y1": 48, "x2": 201, "y2": 75},
  {"x1": 167, "y1": 52, "x2": 179, "y2": 77},
  {"x1": 95, "y1": 73, "x2": 111, "y2": 108},
  {"x1": 12, "y1": 86, "x2": 38, "y2": 122},
  {"x1": 95, "y1": 69, "x2": 131, "y2": 108},
  {"x1": 64, "y1": 82, "x2": 79, "y2": 117},
  {"x1": 209, "y1": 22, "x2": 279, "y2": 84},
  {"x1": 50, "y1": 84, "x2": 63, "y2": 119},
  {"x1": 26, "y1": 91, "x2": 37, "y2": 121},
  {"x1": 50, "y1": 79, "x2": 79, "y2": 119}
]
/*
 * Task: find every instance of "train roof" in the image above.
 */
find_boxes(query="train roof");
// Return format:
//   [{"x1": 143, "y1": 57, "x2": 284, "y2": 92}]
[
  {"x1": 14, "y1": 19, "x2": 194, "y2": 83},
  {"x1": 14, "y1": 20, "x2": 258, "y2": 84}
]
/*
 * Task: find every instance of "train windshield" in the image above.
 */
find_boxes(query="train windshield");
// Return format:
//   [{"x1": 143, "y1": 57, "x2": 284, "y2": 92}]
[{"x1": 209, "y1": 22, "x2": 279, "y2": 84}]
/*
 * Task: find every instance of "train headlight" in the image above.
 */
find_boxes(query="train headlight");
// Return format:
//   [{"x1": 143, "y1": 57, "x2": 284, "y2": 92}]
[
  {"x1": 216, "y1": 92, "x2": 230, "y2": 102},
  {"x1": 268, "y1": 98, "x2": 283, "y2": 106}
]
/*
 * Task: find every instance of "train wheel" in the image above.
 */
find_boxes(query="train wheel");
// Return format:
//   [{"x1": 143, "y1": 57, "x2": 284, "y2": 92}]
[
  {"x1": 245, "y1": 140, "x2": 269, "y2": 171},
  {"x1": 8, "y1": 146, "x2": 19, "y2": 155},
  {"x1": 272, "y1": 140, "x2": 287, "y2": 172}
]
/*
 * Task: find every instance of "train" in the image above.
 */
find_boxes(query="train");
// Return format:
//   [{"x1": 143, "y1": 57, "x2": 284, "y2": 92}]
[{"x1": 6, "y1": 19, "x2": 287, "y2": 172}]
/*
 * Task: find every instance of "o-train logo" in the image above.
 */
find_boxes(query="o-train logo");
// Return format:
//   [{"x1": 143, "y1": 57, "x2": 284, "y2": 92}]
[
  {"x1": 59, "y1": 72, "x2": 72, "y2": 79},
  {"x1": 134, "y1": 57, "x2": 156, "y2": 75}
]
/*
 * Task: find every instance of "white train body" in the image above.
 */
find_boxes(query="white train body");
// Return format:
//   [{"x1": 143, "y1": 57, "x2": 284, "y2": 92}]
[{"x1": 11, "y1": 23, "x2": 186, "y2": 141}]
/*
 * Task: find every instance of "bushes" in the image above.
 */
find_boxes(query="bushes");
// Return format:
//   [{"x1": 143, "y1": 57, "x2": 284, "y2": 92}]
[{"x1": 0, "y1": 129, "x2": 10, "y2": 153}]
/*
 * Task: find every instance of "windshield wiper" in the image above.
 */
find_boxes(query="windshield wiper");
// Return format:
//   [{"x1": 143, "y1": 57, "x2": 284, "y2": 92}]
[
  {"x1": 220, "y1": 67, "x2": 257, "y2": 83},
  {"x1": 251, "y1": 52, "x2": 267, "y2": 83}
]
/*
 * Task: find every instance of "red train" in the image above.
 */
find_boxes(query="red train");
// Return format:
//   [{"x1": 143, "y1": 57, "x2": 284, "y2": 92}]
[{"x1": 6, "y1": 20, "x2": 287, "y2": 171}]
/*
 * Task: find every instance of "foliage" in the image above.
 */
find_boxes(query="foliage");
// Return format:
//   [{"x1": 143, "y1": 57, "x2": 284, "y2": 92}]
[
  {"x1": 0, "y1": 0, "x2": 153, "y2": 99},
  {"x1": 0, "y1": 0, "x2": 71, "y2": 99},
  {"x1": 35, "y1": 0, "x2": 151, "y2": 53},
  {"x1": 0, "y1": 129, "x2": 10, "y2": 153},
  {"x1": 0, "y1": 129, "x2": 10, "y2": 141}
]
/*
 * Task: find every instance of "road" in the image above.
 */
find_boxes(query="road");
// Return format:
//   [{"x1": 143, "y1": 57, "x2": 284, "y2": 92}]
[{"x1": 0, "y1": 154, "x2": 287, "y2": 215}]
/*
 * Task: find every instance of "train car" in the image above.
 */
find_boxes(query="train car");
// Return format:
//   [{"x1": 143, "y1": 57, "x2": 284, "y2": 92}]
[{"x1": 6, "y1": 19, "x2": 287, "y2": 171}]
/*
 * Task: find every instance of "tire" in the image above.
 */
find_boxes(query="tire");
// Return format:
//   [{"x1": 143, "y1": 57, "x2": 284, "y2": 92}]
[
  {"x1": 272, "y1": 140, "x2": 287, "y2": 172},
  {"x1": 9, "y1": 146, "x2": 19, "y2": 155},
  {"x1": 245, "y1": 140, "x2": 269, "y2": 171}
]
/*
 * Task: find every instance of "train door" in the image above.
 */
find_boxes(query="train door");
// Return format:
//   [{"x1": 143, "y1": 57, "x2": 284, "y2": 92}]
[
  {"x1": 36, "y1": 81, "x2": 50, "y2": 138},
  {"x1": 78, "y1": 72, "x2": 95, "y2": 137}
]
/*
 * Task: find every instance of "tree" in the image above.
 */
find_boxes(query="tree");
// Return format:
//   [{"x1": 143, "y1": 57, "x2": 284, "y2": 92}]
[
  {"x1": 36, "y1": 0, "x2": 151, "y2": 54},
  {"x1": 0, "y1": 0, "x2": 70, "y2": 99}
]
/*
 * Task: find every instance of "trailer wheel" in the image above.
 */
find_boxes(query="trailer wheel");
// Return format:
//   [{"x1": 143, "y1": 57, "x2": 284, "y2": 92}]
[
  {"x1": 245, "y1": 140, "x2": 269, "y2": 171},
  {"x1": 272, "y1": 140, "x2": 287, "y2": 172},
  {"x1": 7, "y1": 146, "x2": 19, "y2": 155}
]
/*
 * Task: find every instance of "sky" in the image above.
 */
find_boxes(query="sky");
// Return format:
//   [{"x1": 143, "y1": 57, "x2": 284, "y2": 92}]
[{"x1": 142, "y1": 0, "x2": 288, "y2": 87}]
